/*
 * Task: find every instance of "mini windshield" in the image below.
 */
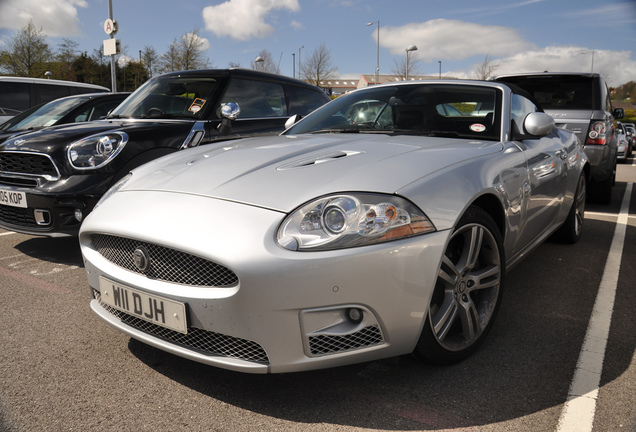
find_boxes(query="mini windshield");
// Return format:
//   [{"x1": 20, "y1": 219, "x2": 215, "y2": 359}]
[
  {"x1": 286, "y1": 83, "x2": 502, "y2": 141},
  {"x1": 0, "y1": 96, "x2": 91, "y2": 132},
  {"x1": 108, "y1": 76, "x2": 218, "y2": 120}
]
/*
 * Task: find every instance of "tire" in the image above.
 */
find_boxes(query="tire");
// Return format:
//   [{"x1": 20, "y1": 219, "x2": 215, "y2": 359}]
[
  {"x1": 414, "y1": 206, "x2": 504, "y2": 365},
  {"x1": 556, "y1": 174, "x2": 586, "y2": 244}
]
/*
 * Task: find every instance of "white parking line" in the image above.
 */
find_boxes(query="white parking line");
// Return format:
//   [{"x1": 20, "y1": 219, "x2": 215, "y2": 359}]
[
  {"x1": 556, "y1": 183, "x2": 632, "y2": 432},
  {"x1": 0, "y1": 231, "x2": 16, "y2": 236}
]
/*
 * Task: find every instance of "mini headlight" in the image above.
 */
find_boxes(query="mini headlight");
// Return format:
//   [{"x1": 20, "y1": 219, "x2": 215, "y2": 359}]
[
  {"x1": 67, "y1": 131, "x2": 129, "y2": 169},
  {"x1": 277, "y1": 193, "x2": 435, "y2": 251}
]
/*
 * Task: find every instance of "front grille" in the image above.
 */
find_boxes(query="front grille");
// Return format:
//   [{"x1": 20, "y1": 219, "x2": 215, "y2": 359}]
[
  {"x1": 94, "y1": 289, "x2": 269, "y2": 364},
  {"x1": 91, "y1": 234, "x2": 239, "y2": 287},
  {"x1": 0, "y1": 205, "x2": 36, "y2": 227},
  {"x1": 0, "y1": 175, "x2": 38, "y2": 188},
  {"x1": 0, "y1": 152, "x2": 59, "y2": 178},
  {"x1": 308, "y1": 325, "x2": 384, "y2": 356}
]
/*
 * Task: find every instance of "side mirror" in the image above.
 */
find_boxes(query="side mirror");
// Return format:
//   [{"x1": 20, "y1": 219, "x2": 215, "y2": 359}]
[
  {"x1": 284, "y1": 114, "x2": 302, "y2": 129},
  {"x1": 217, "y1": 102, "x2": 241, "y2": 135},
  {"x1": 524, "y1": 112, "x2": 555, "y2": 137},
  {"x1": 613, "y1": 107, "x2": 625, "y2": 120}
]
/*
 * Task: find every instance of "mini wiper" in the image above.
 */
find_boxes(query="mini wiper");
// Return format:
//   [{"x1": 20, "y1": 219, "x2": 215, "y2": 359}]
[
  {"x1": 139, "y1": 113, "x2": 197, "y2": 120},
  {"x1": 106, "y1": 114, "x2": 130, "y2": 119}
]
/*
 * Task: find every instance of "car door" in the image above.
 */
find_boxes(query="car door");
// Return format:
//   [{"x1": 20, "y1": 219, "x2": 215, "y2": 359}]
[{"x1": 513, "y1": 94, "x2": 569, "y2": 251}]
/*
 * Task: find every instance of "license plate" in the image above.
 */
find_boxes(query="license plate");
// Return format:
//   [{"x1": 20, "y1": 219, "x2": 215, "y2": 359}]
[
  {"x1": 0, "y1": 189, "x2": 27, "y2": 208},
  {"x1": 99, "y1": 277, "x2": 188, "y2": 334}
]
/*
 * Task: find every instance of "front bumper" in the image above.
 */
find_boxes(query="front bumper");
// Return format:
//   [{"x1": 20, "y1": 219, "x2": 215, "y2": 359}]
[
  {"x1": 80, "y1": 191, "x2": 449, "y2": 373},
  {"x1": 0, "y1": 173, "x2": 112, "y2": 236}
]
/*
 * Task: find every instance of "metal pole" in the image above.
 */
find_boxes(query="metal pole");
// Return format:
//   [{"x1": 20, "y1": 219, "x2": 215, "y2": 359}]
[
  {"x1": 375, "y1": 21, "x2": 379, "y2": 84},
  {"x1": 438, "y1": 61, "x2": 442, "y2": 79},
  {"x1": 292, "y1": 53, "x2": 295, "y2": 78},
  {"x1": 405, "y1": 50, "x2": 409, "y2": 81},
  {"x1": 108, "y1": 0, "x2": 117, "y2": 92},
  {"x1": 298, "y1": 46, "x2": 304, "y2": 80}
]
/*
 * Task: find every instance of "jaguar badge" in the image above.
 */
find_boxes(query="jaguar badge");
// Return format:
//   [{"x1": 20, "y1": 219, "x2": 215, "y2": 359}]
[{"x1": 133, "y1": 246, "x2": 151, "y2": 272}]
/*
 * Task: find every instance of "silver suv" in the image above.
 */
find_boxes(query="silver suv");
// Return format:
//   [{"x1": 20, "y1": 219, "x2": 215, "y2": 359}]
[{"x1": 493, "y1": 73, "x2": 624, "y2": 204}]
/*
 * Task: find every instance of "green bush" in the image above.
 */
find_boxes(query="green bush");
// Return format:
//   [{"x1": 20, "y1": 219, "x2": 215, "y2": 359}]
[{"x1": 622, "y1": 109, "x2": 636, "y2": 124}]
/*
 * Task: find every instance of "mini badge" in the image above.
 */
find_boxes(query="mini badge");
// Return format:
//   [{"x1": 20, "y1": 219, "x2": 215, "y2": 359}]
[{"x1": 470, "y1": 123, "x2": 486, "y2": 132}]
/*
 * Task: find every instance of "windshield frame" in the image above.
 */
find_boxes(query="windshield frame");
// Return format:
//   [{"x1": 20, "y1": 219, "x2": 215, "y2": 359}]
[{"x1": 286, "y1": 82, "x2": 503, "y2": 141}]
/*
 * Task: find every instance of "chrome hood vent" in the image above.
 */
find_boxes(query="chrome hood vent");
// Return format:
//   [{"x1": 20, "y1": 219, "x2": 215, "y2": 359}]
[{"x1": 277, "y1": 150, "x2": 363, "y2": 170}]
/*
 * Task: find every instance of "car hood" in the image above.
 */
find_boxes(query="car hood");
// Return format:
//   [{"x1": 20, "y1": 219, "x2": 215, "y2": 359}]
[
  {"x1": 123, "y1": 133, "x2": 503, "y2": 213},
  {"x1": 0, "y1": 119, "x2": 195, "y2": 153}
]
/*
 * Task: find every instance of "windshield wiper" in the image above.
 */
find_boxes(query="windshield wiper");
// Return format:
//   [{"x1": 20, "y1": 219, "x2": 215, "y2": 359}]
[
  {"x1": 139, "y1": 113, "x2": 197, "y2": 120},
  {"x1": 105, "y1": 114, "x2": 131, "y2": 119}
]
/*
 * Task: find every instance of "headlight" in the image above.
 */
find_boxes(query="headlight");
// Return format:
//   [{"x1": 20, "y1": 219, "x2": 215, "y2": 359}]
[
  {"x1": 67, "y1": 131, "x2": 128, "y2": 169},
  {"x1": 277, "y1": 193, "x2": 435, "y2": 251}
]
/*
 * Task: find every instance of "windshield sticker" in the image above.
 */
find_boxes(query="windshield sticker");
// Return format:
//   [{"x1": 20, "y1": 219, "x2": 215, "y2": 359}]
[
  {"x1": 470, "y1": 123, "x2": 486, "y2": 132},
  {"x1": 189, "y1": 98, "x2": 206, "y2": 114}
]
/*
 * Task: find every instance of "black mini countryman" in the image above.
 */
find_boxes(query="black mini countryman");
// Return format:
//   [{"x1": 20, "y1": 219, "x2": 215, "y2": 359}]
[{"x1": 0, "y1": 69, "x2": 330, "y2": 236}]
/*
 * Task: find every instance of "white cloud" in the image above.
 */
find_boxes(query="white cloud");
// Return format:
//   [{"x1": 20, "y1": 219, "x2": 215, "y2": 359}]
[
  {"x1": 0, "y1": 0, "x2": 87, "y2": 37},
  {"x1": 444, "y1": 46, "x2": 636, "y2": 87},
  {"x1": 380, "y1": 19, "x2": 534, "y2": 62},
  {"x1": 290, "y1": 20, "x2": 303, "y2": 30},
  {"x1": 184, "y1": 32, "x2": 210, "y2": 51},
  {"x1": 202, "y1": 0, "x2": 300, "y2": 41}
]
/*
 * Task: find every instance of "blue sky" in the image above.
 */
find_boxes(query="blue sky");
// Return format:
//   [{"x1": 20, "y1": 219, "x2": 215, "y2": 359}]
[{"x1": 1, "y1": 0, "x2": 636, "y2": 86}]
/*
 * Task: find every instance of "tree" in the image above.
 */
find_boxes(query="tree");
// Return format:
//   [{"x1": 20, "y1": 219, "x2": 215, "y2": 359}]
[
  {"x1": 158, "y1": 29, "x2": 211, "y2": 73},
  {"x1": 392, "y1": 52, "x2": 420, "y2": 80},
  {"x1": 0, "y1": 20, "x2": 53, "y2": 77},
  {"x1": 54, "y1": 39, "x2": 80, "y2": 81},
  {"x1": 301, "y1": 43, "x2": 337, "y2": 88},
  {"x1": 473, "y1": 54, "x2": 499, "y2": 80},
  {"x1": 141, "y1": 46, "x2": 159, "y2": 78},
  {"x1": 251, "y1": 49, "x2": 279, "y2": 74}
]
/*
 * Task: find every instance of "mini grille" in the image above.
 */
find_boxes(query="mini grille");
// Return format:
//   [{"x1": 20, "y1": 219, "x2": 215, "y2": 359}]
[
  {"x1": 0, "y1": 205, "x2": 37, "y2": 227},
  {"x1": 92, "y1": 234, "x2": 238, "y2": 287},
  {"x1": 94, "y1": 289, "x2": 269, "y2": 364},
  {"x1": 308, "y1": 325, "x2": 384, "y2": 356},
  {"x1": 0, "y1": 152, "x2": 59, "y2": 177},
  {"x1": 0, "y1": 175, "x2": 38, "y2": 188}
]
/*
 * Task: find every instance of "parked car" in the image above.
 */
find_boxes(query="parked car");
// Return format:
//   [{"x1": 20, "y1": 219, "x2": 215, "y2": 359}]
[
  {"x1": 0, "y1": 69, "x2": 330, "y2": 236},
  {"x1": 0, "y1": 76, "x2": 110, "y2": 123},
  {"x1": 79, "y1": 80, "x2": 589, "y2": 374},
  {"x1": 0, "y1": 92, "x2": 130, "y2": 144},
  {"x1": 616, "y1": 122, "x2": 631, "y2": 162},
  {"x1": 493, "y1": 72, "x2": 623, "y2": 204},
  {"x1": 623, "y1": 122, "x2": 635, "y2": 153}
]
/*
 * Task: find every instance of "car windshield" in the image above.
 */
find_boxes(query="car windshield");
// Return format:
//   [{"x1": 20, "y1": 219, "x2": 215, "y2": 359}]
[
  {"x1": 108, "y1": 76, "x2": 218, "y2": 120},
  {"x1": 0, "y1": 96, "x2": 91, "y2": 132},
  {"x1": 286, "y1": 83, "x2": 501, "y2": 141}
]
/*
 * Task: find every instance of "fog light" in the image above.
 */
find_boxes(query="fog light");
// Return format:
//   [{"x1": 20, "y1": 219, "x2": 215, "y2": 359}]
[
  {"x1": 74, "y1": 208, "x2": 83, "y2": 222},
  {"x1": 347, "y1": 308, "x2": 363, "y2": 323}
]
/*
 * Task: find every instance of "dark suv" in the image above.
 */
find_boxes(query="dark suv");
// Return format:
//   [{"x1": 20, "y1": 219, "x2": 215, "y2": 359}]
[
  {"x1": 493, "y1": 72, "x2": 624, "y2": 204},
  {"x1": 0, "y1": 69, "x2": 330, "y2": 236}
]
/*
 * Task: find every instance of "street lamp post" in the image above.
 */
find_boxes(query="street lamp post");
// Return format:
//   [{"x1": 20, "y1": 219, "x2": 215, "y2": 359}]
[
  {"x1": 366, "y1": 20, "x2": 380, "y2": 85},
  {"x1": 292, "y1": 53, "x2": 295, "y2": 78},
  {"x1": 581, "y1": 51, "x2": 595, "y2": 73},
  {"x1": 438, "y1": 61, "x2": 442, "y2": 79},
  {"x1": 254, "y1": 56, "x2": 264, "y2": 71},
  {"x1": 298, "y1": 46, "x2": 304, "y2": 80},
  {"x1": 405, "y1": 45, "x2": 417, "y2": 80}
]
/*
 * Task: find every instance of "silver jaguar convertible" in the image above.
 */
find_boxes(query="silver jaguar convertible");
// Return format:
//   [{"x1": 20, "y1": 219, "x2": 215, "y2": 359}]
[{"x1": 79, "y1": 80, "x2": 589, "y2": 374}]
